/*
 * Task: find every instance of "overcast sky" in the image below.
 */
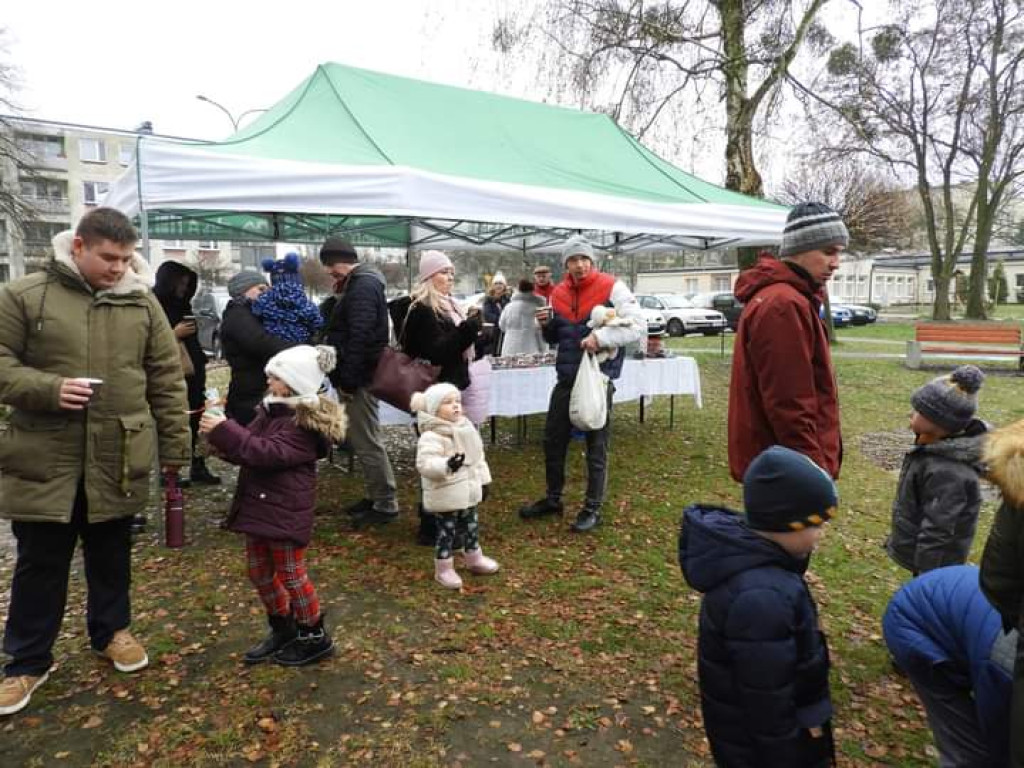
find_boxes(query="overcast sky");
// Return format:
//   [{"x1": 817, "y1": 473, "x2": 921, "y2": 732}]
[
  {"x1": 4, "y1": 0, "x2": 530, "y2": 140},
  {"x1": 4, "y1": 1, "x2": 865, "y2": 189}
]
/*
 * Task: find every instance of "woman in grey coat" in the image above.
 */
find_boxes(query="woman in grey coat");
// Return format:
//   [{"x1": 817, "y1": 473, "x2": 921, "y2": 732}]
[{"x1": 498, "y1": 279, "x2": 546, "y2": 356}]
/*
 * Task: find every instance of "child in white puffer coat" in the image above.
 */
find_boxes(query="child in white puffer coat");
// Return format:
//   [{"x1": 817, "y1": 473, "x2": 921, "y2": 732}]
[{"x1": 411, "y1": 383, "x2": 499, "y2": 590}]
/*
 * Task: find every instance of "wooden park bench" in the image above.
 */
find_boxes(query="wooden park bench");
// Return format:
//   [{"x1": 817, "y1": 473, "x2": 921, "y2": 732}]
[{"x1": 906, "y1": 322, "x2": 1023, "y2": 371}]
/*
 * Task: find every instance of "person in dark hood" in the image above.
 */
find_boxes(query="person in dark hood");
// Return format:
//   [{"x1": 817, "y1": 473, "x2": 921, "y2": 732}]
[
  {"x1": 886, "y1": 366, "x2": 987, "y2": 575},
  {"x1": 679, "y1": 446, "x2": 838, "y2": 768},
  {"x1": 727, "y1": 202, "x2": 846, "y2": 483},
  {"x1": 318, "y1": 237, "x2": 397, "y2": 528},
  {"x1": 153, "y1": 259, "x2": 221, "y2": 487},
  {"x1": 219, "y1": 270, "x2": 293, "y2": 427}
]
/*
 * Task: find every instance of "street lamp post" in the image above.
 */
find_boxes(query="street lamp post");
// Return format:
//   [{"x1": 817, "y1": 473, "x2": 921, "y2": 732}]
[{"x1": 195, "y1": 94, "x2": 266, "y2": 132}]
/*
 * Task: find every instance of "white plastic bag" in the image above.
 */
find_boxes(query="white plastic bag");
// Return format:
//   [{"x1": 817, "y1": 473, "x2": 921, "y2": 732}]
[{"x1": 569, "y1": 352, "x2": 609, "y2": 431}]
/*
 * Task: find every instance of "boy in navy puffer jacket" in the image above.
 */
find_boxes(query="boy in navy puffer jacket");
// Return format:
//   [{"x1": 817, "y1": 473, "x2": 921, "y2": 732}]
[{"x1": 679, "y1": 446, "x2": 837, "y2": 767}]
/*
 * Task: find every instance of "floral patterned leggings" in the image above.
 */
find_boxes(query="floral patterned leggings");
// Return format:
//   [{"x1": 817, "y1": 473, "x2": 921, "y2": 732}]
[{"x1": 434, "y1": 507, "x2": 480, "y2": 560}]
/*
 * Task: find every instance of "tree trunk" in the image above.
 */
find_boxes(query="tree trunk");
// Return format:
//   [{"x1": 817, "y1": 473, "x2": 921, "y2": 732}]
[
  {"x1": 720, "y1": 0, "x2": 764, "y2": 199},
  {"x1": 932, "y1": 274, "x2": 952, "y2": 321},
  {"x1": 965, "y1": 176, "x2": 992, "y2": 320}
]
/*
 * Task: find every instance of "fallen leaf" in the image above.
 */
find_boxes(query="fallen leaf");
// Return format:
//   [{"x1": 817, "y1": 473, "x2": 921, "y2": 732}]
[
  {"x1": 507, "y1": 742, "x2": 522, "y2": 753},
  {"x1": 82, "y1": 715, "x2": 103, "y2": 729}
]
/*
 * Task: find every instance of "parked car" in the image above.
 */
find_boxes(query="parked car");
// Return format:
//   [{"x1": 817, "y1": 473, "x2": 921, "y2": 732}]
[
  {"x1": 639, "y1": 305, "x2": 667, "y2": 337},
  {"x1": 683, "y1": 292, "x2": 743, "y2": 332},
  {"x1": 636, "y1": 294, "x2": 726, "y2": 337},
  {"x1": 191, "y1": 286, "x2": 230, "y2": 358},
  {"x1": 820, "y1": 303, "x2": 852, "y2": 328},
  {"x1": 833, "y1": 303, "x2": 877, "y2": 325},
  {"x1": 659, "y1": 290, "x2": 733, "y2": 333}
]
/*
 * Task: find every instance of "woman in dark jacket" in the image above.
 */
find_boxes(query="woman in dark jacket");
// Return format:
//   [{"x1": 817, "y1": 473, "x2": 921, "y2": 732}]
[
  {"x1": 219, "y1": 271, "x2": 294, "y2": 426},
  {"x1": 391, "y1": 250, "x2": 480, "y2": 544},
  {"x1": 979, "y1": 418, "x2": 1024, "y2": 767},
  {"x1": 153, "y1": 259, "x2": 221, "y2": 486}
]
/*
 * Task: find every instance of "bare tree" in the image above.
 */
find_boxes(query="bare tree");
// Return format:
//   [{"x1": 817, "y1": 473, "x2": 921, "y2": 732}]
[
  {"x1": 797, "y1": 0, "x2": 1024, "y2": 320},
  {"x1": 777, "y1": 160, "x2": 915, "y2": 252},
  {"x1": 492, "y1": 0, "x2": 832, "y2": 204},
  {"x1": 0, "y1": 27, "x2": 36, "y2": 235}
]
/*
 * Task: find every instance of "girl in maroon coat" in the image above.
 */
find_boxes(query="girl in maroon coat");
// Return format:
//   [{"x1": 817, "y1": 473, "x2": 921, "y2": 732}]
[{"x1": 199, "y1": 345, "x2": 346, "y2": 667}]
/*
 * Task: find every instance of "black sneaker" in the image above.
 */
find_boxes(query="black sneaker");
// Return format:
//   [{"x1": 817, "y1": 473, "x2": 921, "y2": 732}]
[
  {"x1": 189, "y1": 462, "x2": 222, "y2": 485},
  {"x1": 519, "y1": 497, "x2": 563, "y2": 520},
  {"x1": 570, "y1": 508, "x2": 602, "y2": 533},
  {"x1": 350, "y1": 506, "x2": 399, "y2": 530},
  {"x1": 342, "y1": 498, "x2": 374, "y2": 517}
]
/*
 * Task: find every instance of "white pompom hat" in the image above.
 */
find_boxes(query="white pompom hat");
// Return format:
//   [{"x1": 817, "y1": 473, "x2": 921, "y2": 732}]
[
  {"x1": 410, "y1": 382, "x2": 460, "y2": 416},
  {"x1": 265, "y1": 345, "x2": 337, "y2": 403}
]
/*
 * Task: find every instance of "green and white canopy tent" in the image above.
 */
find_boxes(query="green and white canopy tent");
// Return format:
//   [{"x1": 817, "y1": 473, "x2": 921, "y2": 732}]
[{"x1": 105, "y1": 62, "x2": 787, "y2": 257}]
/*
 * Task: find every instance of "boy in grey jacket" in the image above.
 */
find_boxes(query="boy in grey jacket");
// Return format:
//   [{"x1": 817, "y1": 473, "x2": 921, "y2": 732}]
[{"x1": 886, "y1": 365, "x2": 987, "y2": 575}]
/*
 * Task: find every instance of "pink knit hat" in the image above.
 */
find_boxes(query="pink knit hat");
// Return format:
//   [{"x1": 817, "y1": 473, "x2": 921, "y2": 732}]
[{"x1": 417, "y1": 250, "x2": 454, "y2": 283}]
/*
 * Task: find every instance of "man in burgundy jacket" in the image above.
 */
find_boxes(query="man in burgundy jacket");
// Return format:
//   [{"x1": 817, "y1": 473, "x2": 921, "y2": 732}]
[{"x1": 727, "y1": 202, "x2": 847, "y2": 482}]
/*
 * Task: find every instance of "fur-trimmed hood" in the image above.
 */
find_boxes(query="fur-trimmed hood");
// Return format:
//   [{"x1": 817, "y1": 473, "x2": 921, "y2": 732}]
[
  {"x1": 51, "y1": 229, "x2": 154, "y2": 295},
  {"x1": 293, "y1": 395, "x2": 347, "y2": 444},
  {"x1": 985, "y1": 418, "x2": 1024, "y2": 507}
]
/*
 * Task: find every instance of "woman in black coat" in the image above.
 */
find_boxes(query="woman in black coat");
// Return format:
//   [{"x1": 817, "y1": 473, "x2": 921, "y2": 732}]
[
  {"x1": 153, "y1": 259, "x2": 220, "y2": 486},
  {"x1": 219, "y1": 271, "x2": 294, "y2": 426}
]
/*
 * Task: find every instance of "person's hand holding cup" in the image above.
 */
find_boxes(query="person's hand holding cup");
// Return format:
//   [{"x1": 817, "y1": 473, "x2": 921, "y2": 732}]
[
  {"x1": 174, "y1": 315, "x2": 197, "y2": 339},
  {"x1": 534, "y1": 306, "x2": 553, "y2": 327},
  {"x1": 60, "y1": 377, "x2": 102, "y2": 410}
]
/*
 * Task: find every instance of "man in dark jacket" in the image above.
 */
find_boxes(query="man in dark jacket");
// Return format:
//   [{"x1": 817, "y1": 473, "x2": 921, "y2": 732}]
[
  {"x1": 518, "y1": 237, "x2": 642, "y2": 533},
  {"x1": 318, "y1": 237, "x2": 397, "y2": 527},
  {"x1": 219, "y1": 270, "x2": 292, "y2": 426},
  {"x1": 884, "y1": 565, "x2": 1015, "y2": 768},
  {"x1": 679, "y1": 446, "x2": 837, "y2": 768},
  {"x1": 727, "y1": 202, "x2": 846, "y2": 482},
  {"x1": 153, "y1": 259, "x2": 220, "y2": 486}
]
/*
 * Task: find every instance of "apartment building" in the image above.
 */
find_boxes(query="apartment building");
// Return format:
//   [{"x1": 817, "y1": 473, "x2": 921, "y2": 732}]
[{"x1": 0, "y1": 116, "x2": 277, "y2": 282}]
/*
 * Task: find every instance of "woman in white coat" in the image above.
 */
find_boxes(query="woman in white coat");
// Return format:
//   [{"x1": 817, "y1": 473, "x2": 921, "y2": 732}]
[{"x1": 498, "y1": 279, "x2": 546, "y2": 356}]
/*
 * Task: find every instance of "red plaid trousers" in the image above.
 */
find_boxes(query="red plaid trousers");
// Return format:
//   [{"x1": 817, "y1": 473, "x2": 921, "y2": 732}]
[{"x1": 245, "y1": 536, "x2": 321, "y2": 625}]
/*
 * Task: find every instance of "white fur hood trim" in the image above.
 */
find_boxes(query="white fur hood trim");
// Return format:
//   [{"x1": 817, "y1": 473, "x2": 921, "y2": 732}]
[{"x1": 52, "y1": 230, "x2": 154, "y2": 295}]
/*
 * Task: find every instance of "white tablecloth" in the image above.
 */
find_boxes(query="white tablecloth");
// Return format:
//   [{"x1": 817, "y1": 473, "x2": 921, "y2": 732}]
[{"x1": 378, "y1": 356, "x2": 701, "y2": 425}]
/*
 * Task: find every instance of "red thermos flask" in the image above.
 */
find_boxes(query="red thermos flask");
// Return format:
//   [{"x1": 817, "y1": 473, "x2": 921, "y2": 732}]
[{"x1": 163, "y1": 470, "x2": 185, "y2": 548}]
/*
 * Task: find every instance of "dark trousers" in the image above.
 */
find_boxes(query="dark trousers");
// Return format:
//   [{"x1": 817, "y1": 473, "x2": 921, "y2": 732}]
[
  {"x1": 543, "y1": 379, "x2": 613, "y2": 511},
  {"x1": 3, "y1": 481, "x2": 133, "y2": 677}
]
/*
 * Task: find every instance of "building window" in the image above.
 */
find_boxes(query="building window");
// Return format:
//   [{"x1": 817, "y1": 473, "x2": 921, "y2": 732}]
[
  {"x1": 17, "y1": 133, "x2": 65, "y2": 159},
  {"x1": 685, "y1": 277, "x2": 698, "y2": 294},
  {"x1": 23, "y1": 221, "x2": 67, "y2": 245},
  {"x1": 0, "y1": 264, "x2": 9, "y2": 283},
  {"x1": 83, "y1": 181, "x2": 109, "y2": 205},
  {"x1": 119, "y1": 144, "x2": 134, "y2": 166},
  {"x1": 239, "y1": 244, "x2": 275, "y2": 269},
  {"x1": 713, "y1": 276, "x2": 730, "y2": 291},
  {"x1": 163, "y1": 240, "x2": 186, "y2": 249},
  {"x1": 20, "y1": 178, "x2": 67, "y2": 201},
  {"x1": 79, "y1": 138, "x2": 107, "y2": 163},
  {"x1": 198, "y1": 240, "x2": 219, "y2": 250}
]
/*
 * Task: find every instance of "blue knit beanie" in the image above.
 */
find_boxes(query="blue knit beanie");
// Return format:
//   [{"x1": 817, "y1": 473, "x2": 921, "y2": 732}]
[{"x1": 743, "y1": 446, "x2": 838, "y2": 532}]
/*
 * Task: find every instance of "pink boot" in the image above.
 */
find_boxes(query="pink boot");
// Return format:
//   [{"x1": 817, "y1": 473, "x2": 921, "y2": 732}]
[
  {"x1": 434, "y1": 558, "x2": 463, "y2": 590},
  {"x1": 464, "y1": 548, "x2": 500, "y2": 575}
]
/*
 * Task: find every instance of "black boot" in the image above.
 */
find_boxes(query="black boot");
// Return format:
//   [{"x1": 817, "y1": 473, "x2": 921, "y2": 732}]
[
  {"x1": 519, "y1": 497, "x2": 564, "y2": 520},
  {"x1": 416, "y1": 504, "x2": 438, "y2": 546},
  {"x1": 130, "y1": 514, "x2": 147, "y2": 535},
  {"x1": 272, "y1": 616, "x2": 334, "y2": 667},
  {"x1": 190, "y1": 458, "x2": 222, "y2": 485},
  {"x1": 244, "y1": 614, "x2": 297, "y2": 665}
]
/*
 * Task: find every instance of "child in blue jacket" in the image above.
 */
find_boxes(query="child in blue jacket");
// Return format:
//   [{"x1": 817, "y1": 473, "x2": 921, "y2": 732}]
[{"x1": 679, "y1": 446, "x2": 837, "y2": 767}]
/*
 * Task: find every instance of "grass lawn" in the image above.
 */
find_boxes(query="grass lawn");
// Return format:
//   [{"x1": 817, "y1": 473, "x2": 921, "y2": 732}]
[{"x1": 2, "y1": 326, "x2": 1021, "y2": 766}]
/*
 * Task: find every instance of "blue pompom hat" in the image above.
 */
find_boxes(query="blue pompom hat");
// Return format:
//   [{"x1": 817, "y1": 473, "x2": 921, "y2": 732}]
[{"x1": 262, "y1": 252, "x2": 304, "y2": 287}]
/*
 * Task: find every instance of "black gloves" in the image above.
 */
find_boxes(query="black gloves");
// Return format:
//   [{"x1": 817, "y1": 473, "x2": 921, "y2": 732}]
[{"x1": 447, "y1": 453, "x2": 466, "y2": 473}]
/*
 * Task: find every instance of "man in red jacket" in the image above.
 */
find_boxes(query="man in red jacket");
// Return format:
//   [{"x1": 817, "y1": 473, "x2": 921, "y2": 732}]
[{"x1": 727, "y1": 202, "x2": 846, "y2": 482}]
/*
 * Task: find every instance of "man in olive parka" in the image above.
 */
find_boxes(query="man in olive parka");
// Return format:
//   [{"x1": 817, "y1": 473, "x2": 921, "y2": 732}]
[{"x1": 0, "y1": 208, "x2": 190, "y2": 716}]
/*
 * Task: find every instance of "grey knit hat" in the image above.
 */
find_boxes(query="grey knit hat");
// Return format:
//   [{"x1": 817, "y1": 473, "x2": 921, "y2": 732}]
[
  {"x1": 779, "y1": 202, "x2": 849, "y2": 259},
  {"x1": 561, "y1": 236, "x2": 595, "y2": 266},
  {"x1": 910, "y1": 365, "x2": 985, "y2": 434},
  {"x1": 227, "y1": 269, "x2": 268, "y2": 300}
]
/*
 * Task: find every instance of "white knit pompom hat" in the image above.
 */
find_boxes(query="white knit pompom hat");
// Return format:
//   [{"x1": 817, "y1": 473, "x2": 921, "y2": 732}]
[
  {"x1": 410, "y1": 382, "x2": 460, "y2": 416},
  {"x1": 265, "y1": 345, "x2": 337, "y2": 402}
]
